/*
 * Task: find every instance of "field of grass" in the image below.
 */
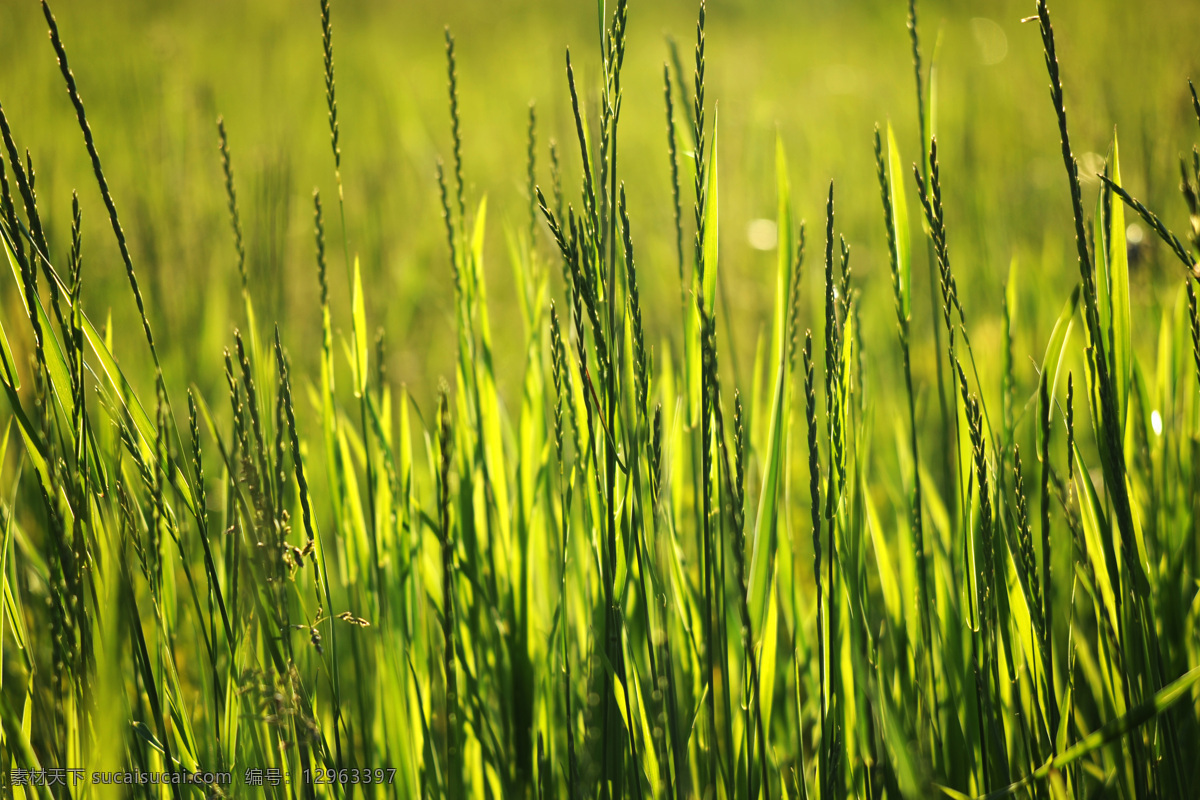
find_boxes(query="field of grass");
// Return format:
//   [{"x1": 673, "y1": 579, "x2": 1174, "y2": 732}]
[{"x1": 2, "y1": 0, "x2": 1200, "y2": 797}]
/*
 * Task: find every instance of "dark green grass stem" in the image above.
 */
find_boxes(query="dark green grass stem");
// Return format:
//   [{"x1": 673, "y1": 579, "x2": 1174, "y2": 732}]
[
  {"x1": 821, "y1": 186, "x2": 844, "y2": 800},
  {"x1": 1034, "y1": 7, "x2": 1177, "y2": 785},
  {"x1": 909, "y1": 0, "x2": 952, "y2": 506},
  {"x1": 549, "y1": 304, "x2": 578, "y2": 800},
  {"x1": 692, "y1": 10, "x2": 720, "y2": 778},
  {"x1": 822, "y1": 183, "x2": 844, "y2": 524},
  {"x1": 957, "y1": 363, "x2": 998, "y2": 791},
  {"x1": 437, "y1": 386, "x2": 459, "y2": 799},
  {"x1": 41, "y1": 0, "x2": 161, "y2": 374},
  {"x1": 275, "y1": 325, "x2": 341, "y2": 785},
  {"x1": 729, "y1": 393, "x2": 768, "y2": 800},
  {"x1": 1190, "y1": 79, "x2": 1200, "y2": 132},
  {"x1": 320, "y1": 0, "x2": 382, "y2": 623},
  {"x1": 601, "y1": 21, "x2": 633, "y2": 791},
  {"x1": 698, "y1": 305, "x2": 720, "y2": 794},
  {"x1": 1033, "y1": 1, "x2": 1140, "y2": 584},
  {"x1": 323, "y1": 0, "x2": 380, "y2": 618},
  {"x1": 874, "y1": 127, "x2": 938, "y2": 748},
  {"x1": 68, "y1": 193, "x2": 84, "y2": 456},
  {"x1": 914, "y1": 141, "x2": 976, "y2": 650},
  {"x1": 802, "y1": 331, "x2": 828, "y2": 792},
  {"x1": 1038, "y1": 371, "x2": 1057, "y2": 752},
  {"x1": 701, "y1": 296, "x2": 741, "y2": 799}
]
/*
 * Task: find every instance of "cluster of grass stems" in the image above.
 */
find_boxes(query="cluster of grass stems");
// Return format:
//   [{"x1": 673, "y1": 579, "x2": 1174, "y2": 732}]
[{"x1": 1, "y1": 0, "x2": 1200, "y2": 798}]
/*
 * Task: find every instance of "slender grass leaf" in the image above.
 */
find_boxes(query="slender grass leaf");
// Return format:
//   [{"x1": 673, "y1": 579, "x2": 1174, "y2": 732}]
[
  {"x1": 887, "y1": 122, "x2": 912, "y2": 318},
  {"x1": 352, "y1": 255, "x2": 368, "y2": 397},
  {"x1": 1108, "y1": 135, "x2": 1131, "y2": 425}
]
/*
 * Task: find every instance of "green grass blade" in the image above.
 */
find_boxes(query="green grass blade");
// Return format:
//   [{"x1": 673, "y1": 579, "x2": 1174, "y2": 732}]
[
  {"x1": 1107, "y1": 135, "x2": 1131, "y2": 425},
  {"x1": 352, "y1": 255, "x2": 369, "y2": 397},
  {"x1": 886, "y1": 122, "x2": 912, "y2": 318}
]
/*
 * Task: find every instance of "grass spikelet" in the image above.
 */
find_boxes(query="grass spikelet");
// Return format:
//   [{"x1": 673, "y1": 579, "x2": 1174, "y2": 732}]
[
  {"x1": 784, "y1": 223, "x2": 807, "y2": 369},
  {"x1": 914, "y1": 139, "x2": 960, "y2": 345},
  {"x1": 1013, "y1": 446, "x2": 1045, "y2": 642},
  {"x1": 564, "y1": 50, "x2": 598, "y2": 241},
  {"x1": 0, "y1": 145, "x2": 17, "y2": 241},
  {"x1": 151, "y1": 374, "x2": 167, "y2": 592},
  {"x1": 186, "y1": 390, "x2": 208, "y2": 531},
  {"x1": 907, "y1": 0, "x2": 927, "y2": 176},
  {"x1": 0, "y1": 107, "x2": 49, "y2": 276},
  {"x1": 6, "y1": 4, "x2": 1200, "y2": 798},
  {"x1": 618, "y1": 184, "x2": 648, "y2": 416},
  {"x1": 68, "y1": 192, "x2": 84, "y2": 440},
  {"x1": 0, "y1": 113, "x2": 69, "y2": 340},
  {"x1": 313, "y1": 189, "x2": 330, "y2": 309},
  {"x1": 444, "y1": 29, "x2": 465, "y2": 223},
  {"x1": 526, "y1": 102, "x2": 538, "y2": 247},
  {"x1": 958, "y1": 363, "x2": 993, "y2": 608},
  {"x1": 691, "y1": 0, "x2": 708, "y2": 287},
  {"x1": 274, "y1": 328, "x2": 315, "y2": 551},
  {"x1": 235, "y1": 329, "x2": 270, "y2": 499},
  {"x1": 664, "y1": 62, "x2": 685, "y2": 299},
  {"x1": 319, "y1": 0, "x2": 340, "y2": 176},
  {"x1": 1187, "y1": 279, "x2": 1200, "y2": 390},
  {"x1": 217, "y1": 116, "x2": 247, "y2": 290},
  {"x1": 1099, "y1": 175, "x2": 1197, "y2": 274}
]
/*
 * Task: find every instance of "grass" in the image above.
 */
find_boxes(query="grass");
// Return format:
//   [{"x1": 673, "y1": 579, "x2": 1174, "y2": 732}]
[{"x1": 1, "y1": 0, "x2": 1200, "y2": 798}]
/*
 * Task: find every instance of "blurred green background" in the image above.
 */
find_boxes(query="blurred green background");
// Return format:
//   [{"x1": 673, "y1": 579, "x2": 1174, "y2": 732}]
[{"x1": 2, "y1": 0, "x2": 1198, "y2": 418}]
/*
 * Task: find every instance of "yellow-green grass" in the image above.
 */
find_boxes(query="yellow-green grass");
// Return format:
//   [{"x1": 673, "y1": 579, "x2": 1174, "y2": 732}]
[{"x1": 0, "y1": 0, "x2": 1199, "y2": 798}]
